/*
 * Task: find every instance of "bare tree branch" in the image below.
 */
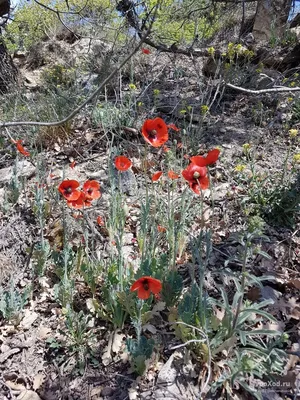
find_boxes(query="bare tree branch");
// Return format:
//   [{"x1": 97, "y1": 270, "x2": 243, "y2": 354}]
[
  {"x1": 33, "y1": 0, "x2": 89, "y2": 16},
  {"x1": 226, "y1": 82, "x2": 300, "y2": 93},
  {"x1": 117, "y1": 0, "x2": 209, "y2": 56}
]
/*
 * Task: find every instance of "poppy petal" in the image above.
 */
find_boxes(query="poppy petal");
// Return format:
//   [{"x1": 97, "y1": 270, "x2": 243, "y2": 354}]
[
  {"x1": 190, "y1": 155, "x2": 207, "y2": 167},
  {"x1": 168, "y1": 170, "x2": 179, "y2": 179},
  {"x1": 137, "y1": 287, "x2": 151, "y2": 299},
  {"x1": 167, "y1": 123, "x2": 180, "y2": 131},
  {"x1": 152, "y1": 171, "x2": 163, "y2": 182},
  {"x1": 205, "y1": 149, "x2": 220, "y2": 165},
  {"x1": 148, "y1": 278, "x2": 162, "y2": 293},
  {"x1": 141, "y1": 118, "x2": 168, "y2": 148},
  {"x1": 115, "y1": 156, "x2": 132, "y2": 171},
  {"x1": 130, "y1": 280, "x2": 141, "y2": 292},
  {"x1": 141, "y1": 48, "x2": 150, "y2": 54}
]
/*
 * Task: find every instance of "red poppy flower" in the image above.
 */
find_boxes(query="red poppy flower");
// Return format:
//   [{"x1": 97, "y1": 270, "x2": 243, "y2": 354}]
[
  {"x1": 130, "y1": 276, "x2": 162, "y2": 300},
  {"x1": 182, "y1": 164, "x2": 209, "y2": 194},
  {"x1": 97, "y1": 216, "x2": 104, "y2": 226},
  {"x1": 58, "y1": 180, "x2": 81, "y2": 201},
  {"x1": 13, "y1": 139, "x2": 30, "y2": 157},
  {"x1": 141, "y1": 118, "x2": 168, "y2": 147},
  {"x1": 167, "y1": 123, "x2": 180, "y2": 131},
  {"x1": 152, "y1": 171, "x2": 163, "y2": 182},
  {"x1": 141, "y1": 48, "x2": 150, "y2": 55},
  {"x1": 70, "y1": 161, "x2": 76, "y2": 169},
  {"x1": 83, "y1": 180, "x2": 101, "y2": 200},
  {"x1": 157, "y1": 225, "x2": 166, "y2": 233},
  {"x1": 67, "y1": 191, "x2": 92, "y2": 209},
  {"x1": 114, "y1": 156, "x2": 132, "y2": 171},
  {"x1": 190, "y1": 149, "x2": 220, "y2": 167},
  {"x1": 168, "y1": 170, "x2": 179, "y2": 179}
]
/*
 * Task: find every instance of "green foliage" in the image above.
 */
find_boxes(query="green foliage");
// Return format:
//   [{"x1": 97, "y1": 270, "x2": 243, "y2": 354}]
[
  {"x1": 172, "y1": 228, "x2": 288, "y2": 398},
  {"x1": 127, "y1": 335, "x2": 155, "y2": 375},
  {"x1": 161, "y1": 270, "x2": 183, "y2": 307},
  {"x1": 91, "y1": 103, "x2": 134, "y2": 131},
  {"x1": 46, "y1": 308, "x2": 97, "y2": 374},
  {"x1": 144, "y1": 0, "x2": 219, "y2": 45},
  {"x1": 41, "y1": 64, "x2": 76, "y2": 89},
  {"x1": 0, "y1": 281, "x2": 31, "y2": 323},
  {"x1": 4, "y1": 0, "x2": 116, "y2": 52},
  {"x1": 291, "y1": 97, "x2": 300, "y2": 123},
  {"x1": 5, "y1": 0, "x2": 59, "y2": 52},
  {"x1": 234, "y1": 144, "x2": 300, "y2": 228}
]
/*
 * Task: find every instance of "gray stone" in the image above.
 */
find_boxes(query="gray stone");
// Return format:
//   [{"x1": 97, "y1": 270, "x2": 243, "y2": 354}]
[{"x1": 0, "y1": 161, "x2": 35, "y2": 184}]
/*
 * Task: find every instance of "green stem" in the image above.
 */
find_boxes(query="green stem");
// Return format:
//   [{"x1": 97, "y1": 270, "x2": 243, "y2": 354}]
[
  {"x1": 231, "y1": 239, "x2": 249, "y2": 335},
  {"x1": 137, "y1": 300, "x2": 143, "y2": 344}
]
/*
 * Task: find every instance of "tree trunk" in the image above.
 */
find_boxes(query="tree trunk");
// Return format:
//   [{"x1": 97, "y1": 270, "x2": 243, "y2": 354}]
[
  {"x1": 0, "y1": 39, "x2": 18, "y2": 93},
  {"x1": 0, "y1": 1, "x2": 18, "y2": 93},
  {"x1": 0, "y1": 0, "x2": 9, "y2": 16},
  {"x1": 253, "y1": 0, "x2": 292, "y2": 42}
]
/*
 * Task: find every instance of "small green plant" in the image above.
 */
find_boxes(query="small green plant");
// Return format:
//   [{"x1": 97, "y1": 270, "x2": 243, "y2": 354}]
[
  {"x1": 47, "y1": 308, "x2": 97, "y2": 374},
  {"x1": 41, "y1": 64, "x2": 76, "y2": 89},
  {"x1": 172, "y1": 227, "x2": 287, "y2": 399},
  {"x1": 234, "y1": 142, "x2": 300, "y2": 227},
  {"x1": 127, "y1": 335, "x2": 155, "y2": 375},
  {"x1": 0, "y1": 281, "x2": 31, "y2": 324},
  {"x1": 91, "y1": 103, "x2": 133, "y2": 130}
]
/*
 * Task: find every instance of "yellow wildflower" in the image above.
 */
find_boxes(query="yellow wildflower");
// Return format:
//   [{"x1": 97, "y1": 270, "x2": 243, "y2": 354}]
[
  {"x1": 293, "y1": 153, "x2": 300, "y2": 163},
  {"x1": 201, "y1": 105, "x2": 209, "y2": 115},
  {"x1": 207, "y1": 46, "x2": 215, "y2": 57},
  {"x1": 289, "y1": 129, "x2": 298, "y2": 138},
  {"x1": 235, "y1": 164, "x2": 246, "y2": 172},
  {"x1": 242, "y1": 143, "x2": 251, "y2": 151}
]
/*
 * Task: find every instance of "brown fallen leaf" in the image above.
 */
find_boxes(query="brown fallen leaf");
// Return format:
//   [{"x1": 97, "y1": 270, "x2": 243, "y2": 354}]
[
  {"x1": 287, "y1": 279, "x2": 300, "y2": 290},
  {"x1": 32, "y1": 373, "x2": 45, "y2": 390},
  {"x1": 37, "y1": 326, "x2": 52, "y2": 340},
  {"x1": 5, "y1": 380, "x2": 26, "y2": 391},
  {"x1": 17, "y1": 390, "x2": 42, "y2": 400},
  {"x1": 0, "y1": 347, "x2": 21, "y2": 363},
  {"x1": 90, "y1": 386, "x2": 102, "y2": 397},
  {"x1": 20, "y1": 310, "x2": 38, "y2": 330}
]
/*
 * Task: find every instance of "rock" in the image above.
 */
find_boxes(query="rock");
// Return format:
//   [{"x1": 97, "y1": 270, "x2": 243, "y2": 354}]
[
  {"x1": 249, "y1": 73, "x2": 275, "y2": 90},
  {"x1": 253, "y1": 0, "x2": 291, "y2": 42},
  {"x1": 157, "y1": 353, "x2": 177, "y2": 384},
  {"x1": 100, "y1": 386, "x2": 114, "y2": 397},
  {"x1": 110, "y1": 166, "x2": 137, "y2": 196},
  {"x1": 0, "y1": 160, "x2": 35, "y2": 184},
  {"x1": 56, "y1": 26, "x2": 80, "y2": 44},
  {"x1": 290, "y1": 12, "x2": 300, "y2": 28},
  {"x1": 290, "y1": 26, "x2": 300, "y2": 40}
]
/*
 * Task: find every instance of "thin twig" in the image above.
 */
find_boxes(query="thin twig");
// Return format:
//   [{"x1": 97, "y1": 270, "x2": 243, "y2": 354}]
[{"x1": 226, "y1": 82, "x2": 300, "y2": 94}]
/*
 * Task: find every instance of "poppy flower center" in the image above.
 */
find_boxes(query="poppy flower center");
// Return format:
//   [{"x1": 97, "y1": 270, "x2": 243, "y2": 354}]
[
  {"x1": 148, "y1": 130, "x2": 157, "y2": 139},
  {"x1": 65, "y1": 187, "x2": 73, "y2": 194},
  {"x1": 193, "y1": 171, "x2": 201, "y2": 179},
  {"x1": 87, "y1": 188, "x2": 93, "y2": 194},
  {"x1": 142, "y1": 279, "x2": 149, "y2": 290}
]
